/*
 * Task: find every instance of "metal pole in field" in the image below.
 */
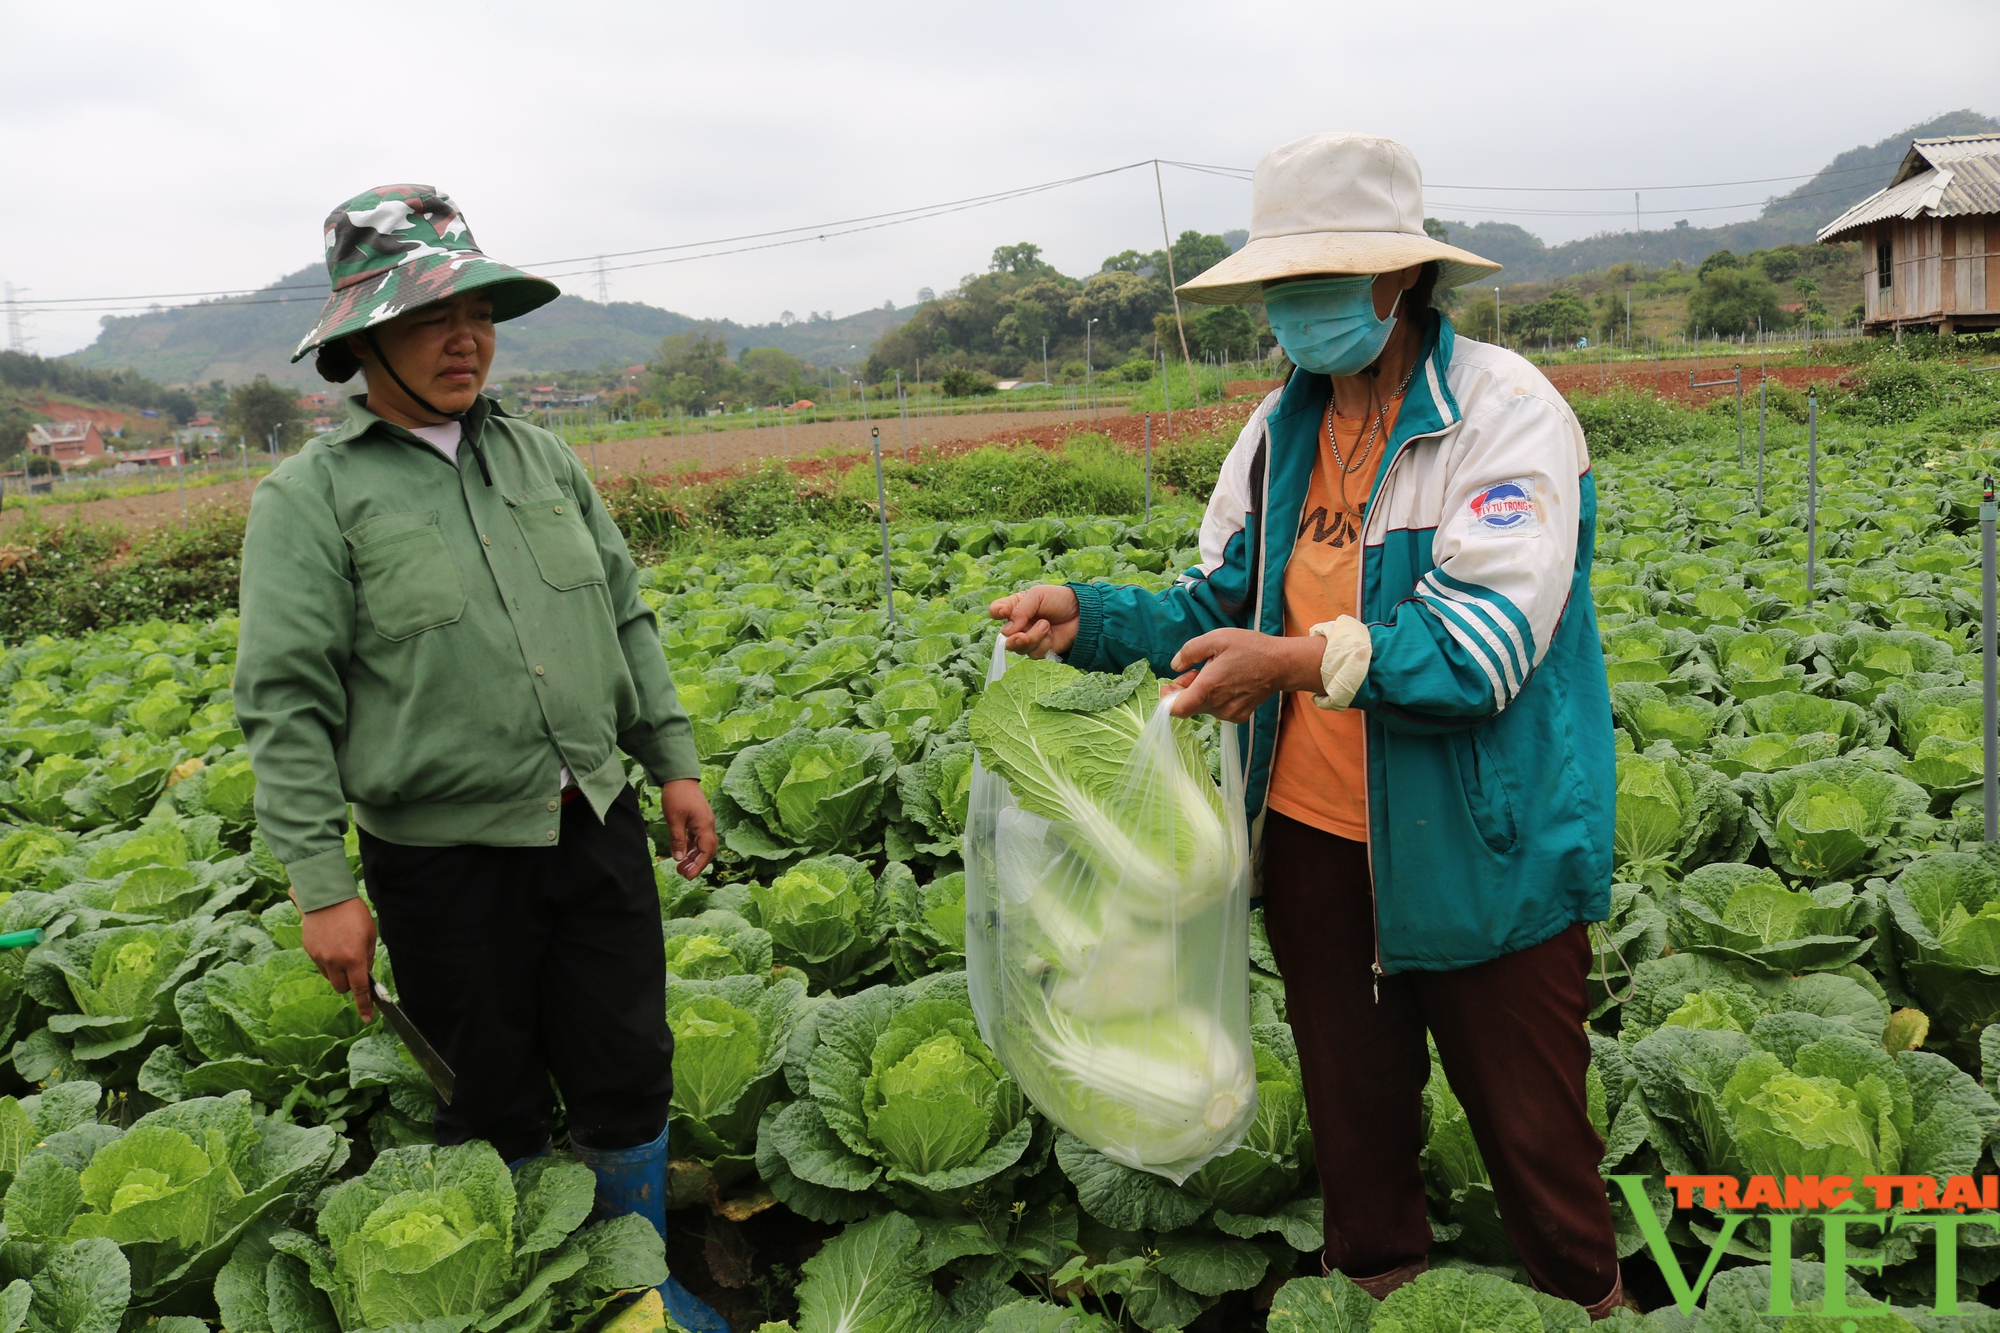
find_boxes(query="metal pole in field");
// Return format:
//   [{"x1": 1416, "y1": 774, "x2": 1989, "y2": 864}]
[
  {"x1": 1806, "y1": 393, "x2": 1818, "y2": 603},
  {"x1": 871, "y1": 427, "x2": 896, "y2": 626},
  {"x1": 1734, "y1": 365, "x2": 1744, "y2": 466},
  {"x1": 895, "y1": 370, "x2": 909, "y2": 460},
  {"x1": 1159, "y1": 348, "x2": 1174, "y2": 438},
  {"x1": 1756, "y1": 379, "x2": 1767, "y2": 511},
  {"x1": 1086, "y1": 318, "x2": 1097, "y2": 422},
  {"x1": 177, "y1": 448, "x2": 186, "y2": 525},
  {"x1": 1985, "y1": 474, "x2": 1998, "y2": 841},
  {"x1": 1144, "y1": 413, "x2": 1153, "y2": 520}
]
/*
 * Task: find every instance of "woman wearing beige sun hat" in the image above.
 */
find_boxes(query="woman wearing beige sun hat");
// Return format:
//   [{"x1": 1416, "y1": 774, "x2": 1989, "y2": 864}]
[{"x1": 992, "y1": 134, "x2": 1630, "y2": 1313}]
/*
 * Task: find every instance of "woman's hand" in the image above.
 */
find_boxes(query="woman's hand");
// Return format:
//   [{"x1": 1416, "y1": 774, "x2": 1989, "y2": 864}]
[
  {"x1": 660, "y1": 778, "x2": 719, "y2": 880},
  {"x1": 989, "y1": 585, "x2": 1080, "y2": 658},
  {"x1": 1167, "y1": 630, "x2": 1325, "y2": 723},
  {"x1": 299, "y1": 894, "x2": 379, "y2": 1022}
]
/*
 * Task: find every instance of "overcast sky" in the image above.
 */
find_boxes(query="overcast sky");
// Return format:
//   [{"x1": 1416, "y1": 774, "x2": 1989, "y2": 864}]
[{"x1": 5, "y1": 0, "x2": 1996, "y2": 357}]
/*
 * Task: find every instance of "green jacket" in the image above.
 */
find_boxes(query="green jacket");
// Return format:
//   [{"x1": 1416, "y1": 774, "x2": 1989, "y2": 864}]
[{"x1": 235, "y1": 395, "x2": 697, "y2": 912}]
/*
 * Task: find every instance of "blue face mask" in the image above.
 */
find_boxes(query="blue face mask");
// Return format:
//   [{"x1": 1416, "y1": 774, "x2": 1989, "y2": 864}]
[{"x1": 1263, "y1": 275, "x2": 1401, "y2": 377}]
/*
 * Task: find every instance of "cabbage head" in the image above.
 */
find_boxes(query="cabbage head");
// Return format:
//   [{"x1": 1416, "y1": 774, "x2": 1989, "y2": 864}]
[
  {"x1": 1628, "y1": 1008, "x2": 1998, "y2": 1188},
  {"x1": 715, "y1": 726, "x2": 897, "y2": 860},
  {"x1": 1729, "y1": 689, "x2": 1885, "y2": 752},
  {"x1": 743, "y1": 855, "x2": 893, "y2": 993},
  {"x1": 1612, "y1": 746, "x2": 1751, "y2": 882},
  {"x1": 888, "y1": 870, "x2": 968, "y2": 982},
  {"x1": 895, "y1": 742, "x2": 974, "y2": 859},
  {"x1": 665, "y1": 973, "x2": 808, "y2": 1206},
  {"x1": 257, "y1": 1141, "x2": 663, "y2": 1333},
  {"x1": 854, "y1": 666, "x2": 966, "y2": 762},
  {"x1": 662, "y1": 909, "x2": 773, "y2": 981},
  {"x1": 1879, "y1": 683, "x2": 1985, "y2": 807},
  {"x1": 1598, "y1": 621, "x2": 1699, "y2": 687},
  {"x1": 1734, "y1": 757, "x2": 1932, "y2": 882},
  {"x1": 1699, "y1": 626, "x2": 1808, "y2": 698},
  {"x1": 773, "y1": 636, "x2": 886, "y2": 696},
  {"x1": 1704, "y1": 731, "x2": 1845, "y2": 778},
  {"x1": 1818, "y1": 627, "x2": 1961, "y2": 704},
  {"x1": 137, "y1": 947, "x2": 369, "y2": 1123},
  {"x1": 1610, "y1": 682, "x2": 1721, "y2": 754},
  {"x1": 756, "y1": 972, "x2": 1040, "y2": 1224},
  {"x1": 23, "y1": 918, "x2": 225, "y2": 1075},
  {"x1": 1615, "y1": 953, "x2": 1889, "y2": 1048},
  {"x1": 1881, "y1": 849, "x2": 2000, "y2": 1058},
  {"x1": 0, "y1": 1091, "x2": 344, "y2": 1312},
  {"x1": 1664, "y1": 863, "x2": 1880, "y2": 974}
]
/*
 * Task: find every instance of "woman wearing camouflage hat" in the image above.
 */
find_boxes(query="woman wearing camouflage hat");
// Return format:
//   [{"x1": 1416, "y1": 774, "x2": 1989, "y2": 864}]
[
  {"x1": 992, "y1": 135, "x2": 1632, "y2": 1314},
  {"x1": 235, "y1": 185, "x2": 729, "y2": 1332}
]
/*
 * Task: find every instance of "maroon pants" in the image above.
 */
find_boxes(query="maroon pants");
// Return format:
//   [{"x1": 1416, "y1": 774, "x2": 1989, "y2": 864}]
[{"x1": 1260, "y1": 811, "x2": 1618, "y2": 1305}]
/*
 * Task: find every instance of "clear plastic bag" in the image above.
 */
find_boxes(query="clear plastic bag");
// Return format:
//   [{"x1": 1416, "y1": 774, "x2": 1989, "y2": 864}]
[{"x1": 965, "y1": 638, "x2": 1256, "y2": 1182}]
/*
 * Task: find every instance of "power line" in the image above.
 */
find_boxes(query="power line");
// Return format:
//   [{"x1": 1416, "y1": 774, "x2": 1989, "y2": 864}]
[
  {"x1": 10, "y1": 154, "x2": 1895, "y2": 316},
  {"x1": 1159, "y1": 157, "x2": 1890, "y2": 192},
  {"x1": 12, "y1": 161, "x2": 1158, "y2": 311}
]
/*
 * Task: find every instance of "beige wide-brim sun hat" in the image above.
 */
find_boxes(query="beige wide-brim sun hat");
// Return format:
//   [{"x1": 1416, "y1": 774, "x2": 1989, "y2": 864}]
[{"x1": 1177, "y1": 133, "x2": 1502, "y2": 306}]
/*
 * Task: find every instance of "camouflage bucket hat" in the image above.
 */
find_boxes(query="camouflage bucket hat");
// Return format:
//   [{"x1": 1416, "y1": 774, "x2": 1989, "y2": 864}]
[{"x1": 290, "y1": 184, "x2": 560, "y2": 362}]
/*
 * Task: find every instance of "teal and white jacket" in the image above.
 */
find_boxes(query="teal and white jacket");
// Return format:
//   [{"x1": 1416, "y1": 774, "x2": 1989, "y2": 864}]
[{"x1": 1066, "y1": 316, "x2": 1614, "y2": 973}]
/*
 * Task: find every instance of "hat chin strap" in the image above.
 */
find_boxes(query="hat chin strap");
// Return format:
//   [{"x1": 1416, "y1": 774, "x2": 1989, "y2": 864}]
[{"x1": 363, "y1": 332, "x2": 493, "y2": 486}]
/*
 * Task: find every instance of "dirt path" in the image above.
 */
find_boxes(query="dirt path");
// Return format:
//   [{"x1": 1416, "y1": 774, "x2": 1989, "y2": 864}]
[{"x1": 0, "y1": 406, "x2": 1126, "y2": 537}]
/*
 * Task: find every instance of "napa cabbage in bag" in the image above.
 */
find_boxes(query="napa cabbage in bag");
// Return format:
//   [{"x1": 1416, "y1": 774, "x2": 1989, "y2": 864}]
[{"x1": 964, "y1": 645, "x2": 1256, "y2": 1182}]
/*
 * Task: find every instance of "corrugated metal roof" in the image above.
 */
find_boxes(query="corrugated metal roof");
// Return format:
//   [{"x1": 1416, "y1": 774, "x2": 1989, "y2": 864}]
[{"x1": 1819, "y1": 135, "x2": 2000, "y2": 242}]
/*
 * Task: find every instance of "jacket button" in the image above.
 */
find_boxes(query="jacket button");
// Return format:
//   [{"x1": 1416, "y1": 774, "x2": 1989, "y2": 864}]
[
  {"x1": 546, "y1": 830, "x2": 557, "y2": 841},
  {"x1": 535, "y1": 665, "x2": 545, "y2": 676},
  {"x1": 547, "y1": 799, "x2": 559, "y2": 812},
  {"x1": 481, "y1": 534, "x2": 491, "y2": 546},
  {"x1": 554, "y1": 505, "x2": 563, "y2": 514}
]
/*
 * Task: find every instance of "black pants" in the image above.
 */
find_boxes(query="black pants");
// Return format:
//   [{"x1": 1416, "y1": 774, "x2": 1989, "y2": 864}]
[
  {"x1": 1260, "y1": 812, "x2": 1619, "y2": 1305},
  {"x1": 359, "y1": 784, "x2": 673, "y2": 1161}
]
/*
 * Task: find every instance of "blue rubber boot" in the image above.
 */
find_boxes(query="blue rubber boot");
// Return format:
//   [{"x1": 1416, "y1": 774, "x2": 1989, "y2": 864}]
[{"x1": 573, "y1": 1126, "x2": 729, "y2": 1333}]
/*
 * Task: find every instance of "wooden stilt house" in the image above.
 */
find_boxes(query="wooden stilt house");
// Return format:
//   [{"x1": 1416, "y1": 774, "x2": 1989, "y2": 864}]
[{"x1": 1818, "y1": 134, "x2": 2000, "y2": 334}]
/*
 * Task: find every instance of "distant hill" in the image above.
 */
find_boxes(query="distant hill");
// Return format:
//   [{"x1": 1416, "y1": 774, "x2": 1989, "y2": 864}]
[
  {"x1": 66, "y1": 264, "x2": 917, "y2": 388},
  {"x1": 1434, "y1": 109, "x2": 2000, "y2": 286}
]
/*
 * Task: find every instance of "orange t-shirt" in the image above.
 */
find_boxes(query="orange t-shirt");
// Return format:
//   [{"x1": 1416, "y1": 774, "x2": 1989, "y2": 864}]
[{"x1": 1264, "y1": 394, "x2": 1403, "y2": 843}]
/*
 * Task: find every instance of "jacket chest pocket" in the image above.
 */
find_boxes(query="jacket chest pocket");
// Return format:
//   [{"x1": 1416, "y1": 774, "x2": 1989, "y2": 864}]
[
  {"x1": 345, "y1": 511, "x2": 466, "y2": 641},
  {"x1": 508, "y1": 485, "x2": 605, "y2": 590}
]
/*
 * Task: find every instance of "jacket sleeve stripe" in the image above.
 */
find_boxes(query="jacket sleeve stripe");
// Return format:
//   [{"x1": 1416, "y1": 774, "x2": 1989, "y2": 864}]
[
  {"x1": 1421, "y1": 582, "x2": 1525, "y2": 692},
  {"x1": 1425, "y1": 567, "x2": 1538, "y2": 666},
  {"x1": 1415, "y1": 590, "x2": 1512, "y2": 701}
]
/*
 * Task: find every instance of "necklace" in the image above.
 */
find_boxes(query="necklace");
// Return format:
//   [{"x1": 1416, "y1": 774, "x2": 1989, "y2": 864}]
[{"x1": 1328, "y1": 357, "x2": 1421, "y2": 516}]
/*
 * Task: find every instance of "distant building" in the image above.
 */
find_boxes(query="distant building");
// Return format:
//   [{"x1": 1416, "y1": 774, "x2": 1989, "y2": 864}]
[
  {"x1": 528, "y1": 387, "x2": 599, "y2": 409},
  {"x1": 26, "y1": 421, "x2": 106, "y2": 468},
  {"x1": 115, "y1": 446, "x2": 184, "y2": 469},
  {"x1": 177, "y1": 415, "x2": 223, "y2": 446},
  {"x1": 1820, "y1": 133, "x2": 2000, "y2": 335}
]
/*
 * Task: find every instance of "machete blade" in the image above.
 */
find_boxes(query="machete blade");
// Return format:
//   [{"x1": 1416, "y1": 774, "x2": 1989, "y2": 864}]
[{"x1": 373, "y1": 980, "x2": 457, "y2": 1106}]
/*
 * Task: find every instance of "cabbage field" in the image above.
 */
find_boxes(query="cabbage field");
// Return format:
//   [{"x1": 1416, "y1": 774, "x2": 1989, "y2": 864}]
[{"x1": 5, "y1": 411, "x2": 2000, "y2": 1332}]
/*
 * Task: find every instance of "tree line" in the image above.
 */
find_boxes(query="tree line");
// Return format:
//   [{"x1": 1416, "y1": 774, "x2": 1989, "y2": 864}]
[{"x1": 859, "y1": 234, "x2": 1270, "y2": 387}]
